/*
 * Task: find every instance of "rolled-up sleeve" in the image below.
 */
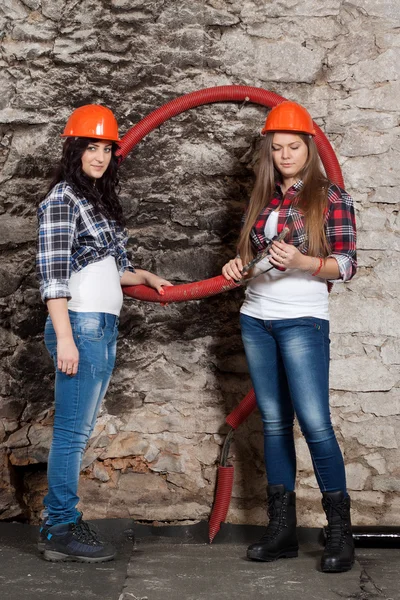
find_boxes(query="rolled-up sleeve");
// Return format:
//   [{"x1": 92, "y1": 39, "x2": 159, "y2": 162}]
[
  {"x1": 114, "y1": 225, "x2": 135, "y2": 277},
  {"x1": 36, "y1": 191, "x2": 79, "y2": 302},
  {"x1": 326, "y1": 185, "x2": 357, "y2": 282}
]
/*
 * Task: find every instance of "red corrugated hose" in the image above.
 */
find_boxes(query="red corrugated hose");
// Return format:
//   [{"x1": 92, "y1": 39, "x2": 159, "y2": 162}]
[{"x1": 118, "y1": 86, "x2": 345, "y2": 543}]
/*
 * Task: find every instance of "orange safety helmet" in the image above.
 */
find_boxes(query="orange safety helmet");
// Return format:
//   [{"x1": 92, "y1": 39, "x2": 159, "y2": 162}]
[
  {"x1": 61, "y1": 104, "x2": 120, "y2": 142},
  {"x1": 261, "y1": 101, "x2": 316, "y2": 136}
]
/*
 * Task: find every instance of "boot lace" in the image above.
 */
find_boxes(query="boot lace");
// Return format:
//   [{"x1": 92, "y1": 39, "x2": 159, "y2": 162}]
[
  {"x1": 71, "y1": 520, "x2": 103, "y2": 546},
  {"x1": 260, "y1": 492, "x2": 286, "y2": 541},
  {"x1": 324, "y1": 497, "x2": 350, "y2": 550}
]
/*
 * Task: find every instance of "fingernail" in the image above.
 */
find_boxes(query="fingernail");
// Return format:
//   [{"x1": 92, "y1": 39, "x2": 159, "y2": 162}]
[{"x1": 159, "y1": 289, "x2": 165, "y2": 295}]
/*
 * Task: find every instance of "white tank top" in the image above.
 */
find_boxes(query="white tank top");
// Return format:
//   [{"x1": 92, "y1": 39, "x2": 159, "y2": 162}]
[
  {"x1": 241, "y1": 211, "x2": 329, "y2": 320},
  {"x1": 68, "y1": 255, "x2": 123, "y2": 316}
]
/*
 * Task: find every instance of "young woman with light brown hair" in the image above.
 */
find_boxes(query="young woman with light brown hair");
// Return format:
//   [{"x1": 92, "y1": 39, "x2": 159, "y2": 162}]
[{"x1": 222, "y1": 101, "x2": 357, "y2": 573}]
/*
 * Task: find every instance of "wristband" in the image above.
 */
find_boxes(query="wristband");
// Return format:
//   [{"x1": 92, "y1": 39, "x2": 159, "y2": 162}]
[{"x1": 312, "y1": 257, "x2": 323, "y2": 277}]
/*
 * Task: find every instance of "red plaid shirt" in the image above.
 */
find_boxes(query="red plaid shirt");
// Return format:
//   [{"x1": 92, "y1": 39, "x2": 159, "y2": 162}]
[{"x1": 249, "y1": 180, "x2": 357, "y2": 282}]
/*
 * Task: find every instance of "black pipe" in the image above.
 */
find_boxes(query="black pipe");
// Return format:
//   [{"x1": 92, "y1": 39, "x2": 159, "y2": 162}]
[
  {"x1": 352, "y1": 526, "x2": 400, "y2": 548},
  {"x1": 323, "y1": 526, "x2": 400, "y2": 548}
]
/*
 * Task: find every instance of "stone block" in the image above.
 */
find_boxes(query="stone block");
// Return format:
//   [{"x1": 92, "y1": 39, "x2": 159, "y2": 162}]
[
  {"x1": 92, "y1": 462, "x2": 111, "y2": 482},
  {"x1": 330, "y1": 356, "x2": 397, "y2": 392},
  {"x1": 12, "y1": 20, "x2": 57, "y2": 41},
  {"x1": 346, "y1": 462, "x2": 370, "y2": 490},
  {"x1": 330, "y1": 391, "x2": 361, "y2": 411},
  {"x1": 353, "y1": 0, "x2": 400, "y2": 23},
  {"x1": 1, "y1": 40, "x2": 53, "y2": 61},
  {"x1": 359, "y1": 206, "x2": 392, "y2": 230},
  {"x1": 150, "y1": 452, "x2": 184, "y2": 474},
  {"x1": 364, "y1": 452, "x2": 386, "y2": 475},
  {"x1": 0, "y1": 215, "x2": 36, "y2": 247},
  {"x1": 325, "y1": 107, "x2": 398, "y2": 133},
  {"x1": 18, "y1": 0, "x2": 40, "y2": 8},
  {"x1": 240, "y1": 0, "x2": 341, "y2": 20},
  {"x1": 101, "y1": 432, "x2": 150, "y2": 459},
  {"x1": 249, "y1": 16, "x2": 342, "y2": 42},
  {"x1": 0, "y1": 0, "x2": 28, "y2": 20},
  {"x1": 330, "y1": 296, "x2": 400, "y2": 337},
  {"x1": 219, "y1": 30, "x2": 325, "y2": 83},
  {"x1": 330, "y1": 334, "x2": 364, "y2": 358},
  {"x1": 376, "y1": 31, "x2": 400, "y2": 49},
  {"x1": 360, "y1": 390, "x2": 400, "y2": 417},
  {"x1": 327, "y1": 35, "x2": 378, "y2": 68},
  {"x1": 339, "y1": 129, "x2": 397, "y2": 157},
  {"x1": 349, "y1": 81, "x2": 400, "y2": 111},
  {"x1": 132, "y1": 357, "x2": 207, "y2": 393},
  {"x1": 117, "y1": 471, "x2": 170, "y2": 503},
  {"x1": 352, "y1": 49, "x2": 400, "y2": 84},
  {"x1": 373, "y1": 258, "x2": 400, "y2": 297},
  {"x1": 204, "y1": 6, "x2": 240, "y2": 26},
  {"x1": 358, "y1": 230, "x2": 400, "y2": 252},
  {"x1": 340, "y1": 420, "x2": 397, "y2": 449},
  {"x1": 5, "y1": 424, "x2": 30, "y2": 448},
  {"x1": 381, "y1": 339, "x2": 400, "y2": 365},
  {"x1": 342, "y1": 151, "x2": 400, "y2": 189},
  {"x1": 0, "y1": 487, "x2": 23, "y2": 520},
  {"x1": 351, "y1": 490, "x2": 385, "y2": 506},
  {"x1": 372, "y1": 475, "x2": 400, "y2": 492},
  {"x1": 41, "y1": 0, "x2": 66, "y2": 21}
]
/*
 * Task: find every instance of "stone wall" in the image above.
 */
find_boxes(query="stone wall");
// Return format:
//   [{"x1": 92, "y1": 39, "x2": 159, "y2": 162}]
[{"x1": 0, "y1": 0, "x2": 399, "y2": 527}]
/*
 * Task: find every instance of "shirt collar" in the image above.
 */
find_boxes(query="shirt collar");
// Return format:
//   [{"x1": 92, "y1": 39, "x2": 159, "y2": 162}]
[{"x1": 275, "y1": 179, "x2": 304, "y2": 193}]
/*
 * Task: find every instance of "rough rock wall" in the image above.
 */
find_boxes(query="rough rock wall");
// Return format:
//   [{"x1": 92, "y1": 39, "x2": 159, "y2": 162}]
[{"x1": 0, "y1": 0, "x2": 399, "y2": 527}]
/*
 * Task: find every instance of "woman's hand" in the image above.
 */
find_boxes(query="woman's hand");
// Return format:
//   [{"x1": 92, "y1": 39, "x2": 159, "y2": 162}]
[
  {"x1": 57, "y1": 336, "x2": 79, "y2": 376},
  {"x1": 269, "y1": 239, "x2": 307, "y2": 270},
  {"x1": 120, "y1": 269, "x2": 173, "y2": 294},
  {"x1": 222, "y1": 257, "x2": 244, "y2": 281},
  {"x1": 144, "y1": 272, "x2": 174, "y2": 295}
]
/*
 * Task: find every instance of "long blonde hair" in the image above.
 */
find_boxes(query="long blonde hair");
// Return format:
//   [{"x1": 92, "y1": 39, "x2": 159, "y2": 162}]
[{"x1": 237, "y1": 133, "x2": 330, "y2": 264}]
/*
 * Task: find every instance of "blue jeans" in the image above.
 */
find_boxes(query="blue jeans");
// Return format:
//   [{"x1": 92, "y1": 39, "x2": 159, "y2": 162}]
[
  {"x1": 44, "y1": 311, "x2": 119, "y2": 525},
  {"x1": 240, "y1": 314, "x2": 347, "y2": 494}
]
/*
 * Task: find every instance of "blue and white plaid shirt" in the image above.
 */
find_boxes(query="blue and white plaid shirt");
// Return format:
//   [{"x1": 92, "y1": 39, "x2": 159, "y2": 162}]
[{"x1": 36, "y1": 182, "x2": 135, "y2": 302}]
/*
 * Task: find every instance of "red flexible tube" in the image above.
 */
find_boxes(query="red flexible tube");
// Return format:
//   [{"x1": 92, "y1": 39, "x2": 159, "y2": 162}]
[
  {"x1": 117, "y1": 85, "x2": 344, "y2": 190},
  {"x1": 225, "y1": 389, "x2": 257, "y2": 430},
  {"x1": 121, "y1": 85, "x2": 344, "y2": 304},
  {"x1": 118, "y1": 86, "x2": 345, "y2": 542},
  {"x1": 123, "y1": 275, "x2": 238, "y2": 303},
  {"x1": 208, "y1": 465, "x2": 234, "y2": 543}
]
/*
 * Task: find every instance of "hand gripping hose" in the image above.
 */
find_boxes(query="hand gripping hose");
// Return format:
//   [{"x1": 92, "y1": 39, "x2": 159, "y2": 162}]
[{"x1": 117, "y1": 86, "x2": 345, "y2": 542}]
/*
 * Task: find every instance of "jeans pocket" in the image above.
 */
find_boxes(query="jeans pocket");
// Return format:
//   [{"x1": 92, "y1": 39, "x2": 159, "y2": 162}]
[
  {"x1": 301, "y1": 317, "x2": 330, "y2": 340},
  {"x1": 73, "y1": 315, "x2": 105, "y2": 342}
]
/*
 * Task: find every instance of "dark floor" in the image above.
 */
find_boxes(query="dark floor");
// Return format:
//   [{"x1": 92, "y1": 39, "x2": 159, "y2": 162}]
[{"x1": 0, "y1": 521, "x2": 399, "y2": 600}]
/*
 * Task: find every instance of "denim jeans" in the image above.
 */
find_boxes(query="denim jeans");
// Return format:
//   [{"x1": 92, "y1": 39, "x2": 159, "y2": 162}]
[
  {"x1": 44, "y1": 311, "x2": 119, "y2": 525},
  {"x1": 240, "y1": 313, "x2": 347, "y2": 494}
]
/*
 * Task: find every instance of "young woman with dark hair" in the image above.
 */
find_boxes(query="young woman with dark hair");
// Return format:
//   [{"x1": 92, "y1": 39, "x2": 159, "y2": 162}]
[
  {"x1": 36, "y1": 105, "x2": 172, "y2": 563},
  {"x1": 222, "y1": 102, "x2": 357, "y2": 573}
]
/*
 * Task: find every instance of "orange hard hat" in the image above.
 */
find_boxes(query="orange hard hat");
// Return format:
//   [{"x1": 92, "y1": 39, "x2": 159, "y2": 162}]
[
  {"x1": 61, "y1": 105, "x2": 120, "y2": 141},
  {"x1": 261, "y1": 101, "x2": 316, "y2": 136}
]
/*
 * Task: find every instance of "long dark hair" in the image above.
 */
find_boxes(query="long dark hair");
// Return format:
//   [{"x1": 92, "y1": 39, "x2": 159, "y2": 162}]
[
  {"x1": 48, "y1": 137, "x2": 125, "y2": 226},
  {"x1": 237, "y1": 133, "x2": 330, "y2": 264}
]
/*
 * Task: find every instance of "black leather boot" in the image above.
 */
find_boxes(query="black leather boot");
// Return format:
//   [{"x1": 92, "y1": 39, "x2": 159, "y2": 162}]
[
  {"x1": 321, "y1": 490, "x2": 355, "y2": 572},
  {"x1": 247, "y1": 484, "x2": 298, "y2": 562}
]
